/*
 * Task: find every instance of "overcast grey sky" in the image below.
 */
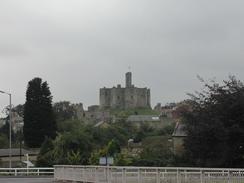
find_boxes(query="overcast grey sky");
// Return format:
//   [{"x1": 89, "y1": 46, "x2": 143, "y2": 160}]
[{"x1": 0, "y1": 0, "x2": 244, "y2": 113}]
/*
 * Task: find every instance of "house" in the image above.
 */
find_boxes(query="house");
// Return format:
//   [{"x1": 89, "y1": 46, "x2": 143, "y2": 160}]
[
  {"x1": 11, "y1": 112, "x2": 24, "y2": 133},
  {"x1": 172, "y1": 122, "x2": 187, "y2": 155},
  {"x1": 0, "y1": 148, "x2": 39, "y2": 168},
  {"x1": 127, "y1": 115, "x2": 161, "y2": 128}
]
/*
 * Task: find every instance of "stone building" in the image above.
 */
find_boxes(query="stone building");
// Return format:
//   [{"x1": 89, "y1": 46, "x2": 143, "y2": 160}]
[
  {"x1": 53, "y1": 101, "x2": 84, "y2": 121},
  {"x1": 100, "y1": 72, "x2": 151, "y2": 109},
  {"x1": 11, "y1": 111, "x2": 24, "y2": 133},
  {"x1": 172, "y1": 122, "x2": 187, "y2": 155},
  {"x1": 84, "y1": 105, "x2": 111, "y2": 124},
  {"x1": 127, "y1": 115, "x2": 161, "y2": 129},
  {"x1": 0, "y1": 148, "x2": 38, "y2": 168}
]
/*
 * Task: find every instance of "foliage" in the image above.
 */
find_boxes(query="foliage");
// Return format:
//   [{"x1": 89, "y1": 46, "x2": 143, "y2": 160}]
[
  {"x1": 89, "y1": 151, "x2": 100, "y2": 165},
  {"x1": 37, "y1": 130, "x2": 93, "y2": 166},
  {"x1": 57, "y1": 119, "x2": 84, "y2": 133},
  {"x1": 37, "y1": 105, "x2": 177, "y2": 167},
  {"x1": 184, "y1": 76, "x2": 244, "y2": 167},
  {"x1": 0, "y1": 121, "x2": 15, "y2": 142},
  {"x1": 88, "y1": 139, "x2": 121, "y2": 165},
  {"x1": 133, "y1": 136, "x2": 174, "y2": 166},
  {"x1": 0, "y1": 134, "x2": 8, "y2": 148},
  {"x1": 90, "y1": 124, "x2": 131, "y2": 148},
  {"x1": 0, "y1": 121, "x2": 9, "y2": 139},
  {"x1": 67, "y1": 150, "x2": 82, "y2": 165},
  {"x1": 13, "y1": 104, "x2": 24, "y2": 117},
  {"x1": 36, "y1": 138, "x2": 55, "y2": 167},
  {"x1": 107, "y1": 139, "x2": 121, "y2": 156},
  {"x1": 114, "y1": 153, "x2": 134, "y2": 166},
  {"x1": 157, "y1": 123, "x2": 176, "y2": 136},
  {"x1": 23, "y1": 77, "x2": 57, "y2": 148}
]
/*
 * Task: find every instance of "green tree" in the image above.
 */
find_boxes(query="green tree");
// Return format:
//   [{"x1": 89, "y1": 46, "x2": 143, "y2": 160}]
[
  {"x1": 133, "y1": 136, "x2": 173, "y2": 166},
  {"x1": 107, "y1": 139, "x2": 121, "y2": 156},
  {"x1": 23, "y1": 77, "x2": 57, "y2": 148},
  {"x1": 37, "y1": 130, "x2": 93, "y2": 166},
  {"x1": 36, "y1": 138, "x2": 54, "y2": 167},
  {"x1": 0, "y1": 120, "x2": 14, "y2": 142},
  {"x1": 0, "y1": 134, "x2": 8, "y2": 148},
  {"x1": 184, "y1": 76, "x2": 244, "y2": 167}
]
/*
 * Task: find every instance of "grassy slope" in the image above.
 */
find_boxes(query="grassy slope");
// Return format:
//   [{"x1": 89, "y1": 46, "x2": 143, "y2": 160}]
[{"x1": 110, "y1": 107, "x2": 160, "y2": 117}]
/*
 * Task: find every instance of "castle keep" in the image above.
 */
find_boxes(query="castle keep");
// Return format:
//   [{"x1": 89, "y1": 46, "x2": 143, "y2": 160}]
[{"x1": 100, "y1": 72, "x2": 151, "y2": 109}]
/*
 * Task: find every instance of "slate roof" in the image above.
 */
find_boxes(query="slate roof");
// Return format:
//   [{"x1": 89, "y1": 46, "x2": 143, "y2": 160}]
[
  {"x1": 127, "y1": 115, "x2": 160, "y2": 122},
  {"x1": 0, "y1": 148, "x2": 38, "y2": 157},
  {"x1": 172, "y1": 122, "x2": 187, "y2": 137}
]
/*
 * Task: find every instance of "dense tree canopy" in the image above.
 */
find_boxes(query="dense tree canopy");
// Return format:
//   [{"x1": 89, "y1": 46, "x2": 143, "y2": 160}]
[
  {"x1": 23, "y1": 78, "x2": 57, "y2": 148},
  {"x1": 184, "y1": 76, "x2": 244, "y2": 167},
  {"x1": 37, "y1": 103, "x2": 176, "y2": 167}
]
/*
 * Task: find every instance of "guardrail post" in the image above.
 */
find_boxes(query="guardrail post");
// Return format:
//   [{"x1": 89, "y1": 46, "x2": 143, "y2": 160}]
[
  {"x1": 177, "y1": 168, "x2": 180, "y2": 183},
  {"x1": 227, "y1": 170, "x2": 230, "y2": 183},
  {"x1": 85, "y1": 167, "x2": 88, "y2": 183},
  {"x1": 156, "y1": 168, "x2": 160, "y2": 183},
  {"x1": 184, "y1": 170, "x2": 187, "y2": 183},
  {"x1": 162, "y1": 169, "x2": 165, "y2": 180},
  {"x1": 107, "y1": 167, "x2": 111, "y2": 183},
  {"x1": 137, "y1": 168, "x2": 141, "y2": 183},
  {"x1": 122, "y1": 168, "x2": 126, "y2": 183},
  {"x1": 200, "y1": 169, "x2": 203, "y2": 183},
  {"x1": 95, "y1": 167, "x2": 98, "y2": 183},
  {"x1": 239, "y1": 170, "x2": 241, "y2": 183},
  {"x1": 81, "y1": 167, "x2": 84, "y2": 181},
  {"x1": 14, "y1": 169, "x2": 17, "y2": 176}
]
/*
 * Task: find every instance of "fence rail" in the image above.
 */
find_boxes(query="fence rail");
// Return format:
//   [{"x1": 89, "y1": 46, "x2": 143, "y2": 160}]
[
  {"x1": 0, "y1": 167, "x2": 54, "y2": 176},
  {"x1": 54, "y1": 165, "x2": 244, "y2": 183}
]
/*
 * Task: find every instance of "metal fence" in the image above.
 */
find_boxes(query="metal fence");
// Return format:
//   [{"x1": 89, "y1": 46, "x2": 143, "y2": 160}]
[
  {"x1": 0, "y1": 167, "x2": 54, "y2": 176},
  {"x1": 54, "y1": 165, "x2": 244, "y2": 183}
]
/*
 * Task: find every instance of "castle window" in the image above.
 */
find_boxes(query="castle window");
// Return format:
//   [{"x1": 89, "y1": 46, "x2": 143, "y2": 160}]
[
  {"x1": 117, "y1": 96, "x2": 120, "y2": 100},
  {"x1": 131, "y1": 96, "x2": 133, "y2": 99}
]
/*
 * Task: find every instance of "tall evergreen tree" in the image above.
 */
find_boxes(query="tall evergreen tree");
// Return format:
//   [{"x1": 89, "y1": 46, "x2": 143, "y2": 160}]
[{"x1": 23, "y1": 78, "x2": 57, "y2": 148}]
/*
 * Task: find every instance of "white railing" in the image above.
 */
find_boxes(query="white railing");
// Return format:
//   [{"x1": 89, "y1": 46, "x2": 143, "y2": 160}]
[
  {"x1": 0, "y1": 167, "x2": 54, "y2": 176},
  {"x1": 54, "y1": 165, "x2": 244, "y2": 183}
]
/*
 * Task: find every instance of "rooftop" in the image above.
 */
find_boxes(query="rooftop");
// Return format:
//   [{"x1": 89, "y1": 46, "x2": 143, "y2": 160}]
[
  {"x1": 172, "y1": 122, "x2": 187, "y2": 137},
  {"x1": 127, "y1": 115, "x2": 160, "y2": 122},
  {"x1": 0, "y1": 148, "x2": 38, "y2": 157}
]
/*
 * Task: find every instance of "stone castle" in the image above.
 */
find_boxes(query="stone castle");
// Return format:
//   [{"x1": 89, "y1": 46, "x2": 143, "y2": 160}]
[{"x1": 100, "y1": 72, "x2": 151, "y2": 109}]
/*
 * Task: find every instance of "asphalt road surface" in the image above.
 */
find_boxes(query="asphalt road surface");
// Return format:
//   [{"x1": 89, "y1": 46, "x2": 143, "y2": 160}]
[{"x1": 0, "y1": 178, "x2": 54, "y2": 183}]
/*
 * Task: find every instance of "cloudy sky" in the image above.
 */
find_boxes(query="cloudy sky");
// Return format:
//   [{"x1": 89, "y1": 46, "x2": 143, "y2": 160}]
[{"x1": 0, "y1": 0, "x2": 244, "y2": 113}]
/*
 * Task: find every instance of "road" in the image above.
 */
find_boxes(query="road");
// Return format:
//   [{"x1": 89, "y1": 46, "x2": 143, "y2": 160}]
[{"x1": 0, "y1": 178, "x2": 54, "y2": 183}]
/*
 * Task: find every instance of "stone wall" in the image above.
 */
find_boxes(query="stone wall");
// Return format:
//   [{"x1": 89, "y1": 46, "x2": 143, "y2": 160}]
[
  {"x1": 100, "y1": 72, "x2": 151, "y2": 109},
  {"x1": 99, "y1": 88, "x2": 111, "y2": 109},
  {"x1": 100, "y1": 86, "x2": 150, "y2": 109}
]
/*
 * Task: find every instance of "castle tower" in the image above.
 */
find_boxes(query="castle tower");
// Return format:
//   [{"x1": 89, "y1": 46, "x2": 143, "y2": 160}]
[
  {"x1": 125, "y1": 72, "x2": 132, "y2": 88},
  {"x1": 100, "y1": 72, "x2": 151, "y2": 109}
]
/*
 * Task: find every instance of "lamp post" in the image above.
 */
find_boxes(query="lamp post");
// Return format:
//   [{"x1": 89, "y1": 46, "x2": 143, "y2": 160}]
[{"x1": 0, "y1": 90, "x2": 12, "y2": 168}]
